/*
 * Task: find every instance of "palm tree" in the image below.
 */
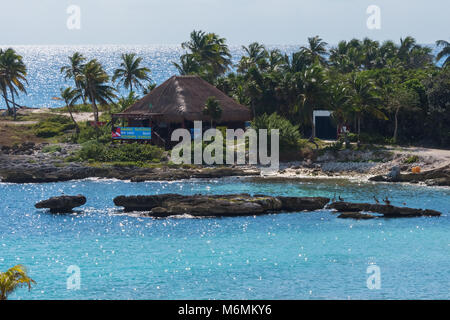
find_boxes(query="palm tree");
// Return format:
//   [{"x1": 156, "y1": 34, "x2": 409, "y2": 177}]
[
  {"x1": 436, "y1": 40, "x2": 450, "y2": 67},
  {"x1": 0, "y1": 49, "x2": 12, "y2": 115},
  {"x1": 329, "y1": 82, "x2": 351, "y2": 138},
  {"x1": 398, "y1": 36, "x2": 417, "y2": 62},
  {"x1": 361, "y1": 38, "x2": 380, "y2": 69},
  {"x1": 267, "y1": 49, "x2": 285, "y2": 72},
  {"x1": 112, "y1": 53, "x2": 151, "y2": 93},
  {"x1": 142, "y1": 82, "x2": 157, "y2": 95},
  {"x1": 396, "y1": 36, "x2": 432, "y2": 68},
  {"x1": 347, "y1": 72, "x2": 386, "y2": 144},
  {"x1": 296, "y1": 63, "x2": 328, "y2": 141},
  {"x1": 76, "y1": 59, "x2": 117, "y2": 122},
  {"x1": 0, "y1": 265, "x2": 36, "y2": 300},
  {"x1": 173, "y1": 54, "x2": 201, "y2": 75},
  {"x1": 178, "y1": 30, "x2": 232, "y2": 81},
  {"x1": 60, "y1": 52, "x2": 87, "y2": 104},
  {"x1": 300, "y1": 36, "x2": 329, "y2": 66},
  {"x1": 238, "y1": 42, "x2": 268, "y2": 72},
  {"x1": 60, "y1": 87, "x2": 82, "y2": 133},
  {"x1": 0, "y1": 48, "x2": 28, "y2": 120},
  {"x1": 203, "y1": 96, "x2": 222, "y2": 128}
]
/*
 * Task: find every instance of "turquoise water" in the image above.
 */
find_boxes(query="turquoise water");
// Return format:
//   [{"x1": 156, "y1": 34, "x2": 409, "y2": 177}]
[{"x1": 0, "y1": 177, "x2": 449, "y2": 300}]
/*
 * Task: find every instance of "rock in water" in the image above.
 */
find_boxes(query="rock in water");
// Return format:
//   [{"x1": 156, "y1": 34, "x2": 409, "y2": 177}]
[
  {"x1": 277, "y1": 196, "x2": 330, "y2": 211},
  {"x1": 387, "y1": 166, "x2": 401, "y2": 181},
  {"x1": 113, "y1": 194, "x2": 330, "y2": 217},
  {"x1": 337, "y1": 212, "x2": 377, "y2": 220},
  {"x1": 35, "y1": 195, "x2": 87, "y2": 213},
  {"x1": 328, "y1": 201, "x2": 441, "y2": 218}
]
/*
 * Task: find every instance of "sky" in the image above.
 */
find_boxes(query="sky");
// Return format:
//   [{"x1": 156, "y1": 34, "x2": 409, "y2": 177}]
[{"x1": 0, "y1": 0, "x2": 448, "y2": 45}]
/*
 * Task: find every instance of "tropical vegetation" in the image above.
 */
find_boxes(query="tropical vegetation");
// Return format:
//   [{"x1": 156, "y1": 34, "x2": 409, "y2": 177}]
[
  {"x1": 0, "y1": 264, "x2": 36, "y2": 300},
  {"x1": 1, "y1": 33, "x2": 449, "y2": 150}
]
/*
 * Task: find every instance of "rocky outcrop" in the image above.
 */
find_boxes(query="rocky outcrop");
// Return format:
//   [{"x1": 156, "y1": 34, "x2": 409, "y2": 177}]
[
  {"x1": 369, "y1": 164, "x2": 450, "y2": 186},
  {"x1": 337, "y1": 212, "x2": 377, "y2": 219},
  {"x1": 113, "y1": 194, "x2": 330, "y2": 217},
  {"x1": 277, "y1": 196, "x2": 330, "y2": 211},
  {"x1": 0, "y1": 166, "x2": 259, "y2": 183},
  {"x1": 328, "y1": 201, "x2": 441, "y2": 218},
  {"x1": 35, "y1": 195, "x2": 87, "y2": 213}
]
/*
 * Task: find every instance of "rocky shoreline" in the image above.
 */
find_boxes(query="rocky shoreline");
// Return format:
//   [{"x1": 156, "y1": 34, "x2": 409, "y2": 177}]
[
  {"x1": 0, "y1": 164, "x2": 260, "y2": 183},
  {"x1": 1, "y1": 142, "x2": 449, "y2": 186}
]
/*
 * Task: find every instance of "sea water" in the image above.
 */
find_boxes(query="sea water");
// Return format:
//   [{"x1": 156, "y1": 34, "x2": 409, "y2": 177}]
[
  {"x1": 0, "y1": 45, "x2": 300, "y2": 109},
  {"x1": 0, "y1": 177, "x2": 449, "y2": 300}
]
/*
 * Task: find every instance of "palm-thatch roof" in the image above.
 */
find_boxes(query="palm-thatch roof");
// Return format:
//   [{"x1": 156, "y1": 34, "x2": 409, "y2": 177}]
[{"x1": 120, "y1": 75, "x2": 251, "y2": 123}]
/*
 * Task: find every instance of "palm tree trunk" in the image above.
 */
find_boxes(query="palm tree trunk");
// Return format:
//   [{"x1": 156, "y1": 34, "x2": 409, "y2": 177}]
[
  {"x1": 2, "y1": 89, "x2": 12, "y2": 115},
  {"x1": 357, "y1": 115, "x2": 361, "y2": 146},
  {"x1": 89, "y1": 89, "x2": 99, "y2": 122},
  {"x1": 11, "y1": 91, "x2": 17, "y2": 121},
  {"x1": 66, "y1": 102, "x2": 80, "y2": 134},
  {"x1": 393, "y1": 107, "x2": 399, "y2": 143},
  {"x1": 309, "y1": 112, "x2": 316, "y2": 141},
  {"x1": 75, "y1": 81, "x2": 87, "y2": 105}
]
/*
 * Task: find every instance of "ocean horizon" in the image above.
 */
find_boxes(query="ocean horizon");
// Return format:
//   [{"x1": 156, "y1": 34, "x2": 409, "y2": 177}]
[{"x1": 0, "y1": 44, "x2": 443, "y2": 110}]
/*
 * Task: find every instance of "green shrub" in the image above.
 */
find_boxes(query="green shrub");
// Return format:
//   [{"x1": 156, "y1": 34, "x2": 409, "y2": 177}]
[
  {"x1": 42, "y1": 145, "x2": 62, "y2": 153},
  {"x1": 75, "y1": 122, "x2": 111, "y2": 144},
  {"x1": 76, "y1": 141, "x2": 164, "y2": 163},
  {"x1": 347, "y1": 133, "x2": 358, "y2": 143},
  {"x1": 34, "y1": 115, "x2": 75, "y2": 137},
  {"x1": 404, "y1": 155, "x2": 419, "y2": 164},
  {"x1": 251, "y1": 113, "x2": 302, "y2": 151}
]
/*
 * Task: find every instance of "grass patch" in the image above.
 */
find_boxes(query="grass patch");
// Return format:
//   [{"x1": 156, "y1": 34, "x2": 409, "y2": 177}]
[
  {"x1": 42, "y1": 144, "x2": 62, "y2": 153},
  {"x1": 404, "y1": 155, "x2": 419, "y2": 164},
  {"x1": 33, "y1": 115, "x2": 75, "y2": 138}
]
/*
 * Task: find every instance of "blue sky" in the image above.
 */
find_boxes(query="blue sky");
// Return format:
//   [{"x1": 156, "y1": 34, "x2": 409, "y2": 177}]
[{"x1": 0, "y1": 0, "x2": 448, "y2": 45}]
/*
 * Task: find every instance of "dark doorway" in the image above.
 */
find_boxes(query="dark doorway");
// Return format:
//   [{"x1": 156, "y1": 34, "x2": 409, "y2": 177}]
[{"x1": 315, "y1": 116, "x2": 337, "y2": 140}]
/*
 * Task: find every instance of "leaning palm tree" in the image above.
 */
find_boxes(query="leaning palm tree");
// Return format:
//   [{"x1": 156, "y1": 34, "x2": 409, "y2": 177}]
[
  {"x1": 436, "y1": 40, "x2": 450, "y2": 67},
  {"x1": 0, "y1": 48, "x2": 28, "y2": 120},
  {"x1": 60, "y1": 87, "x2": 82, "y2": 134},
  {"x1": 76, "y1": 59, "x2": 117, "y2": 122},
  {"x1": 0, "y1": 265, "x2": 36, "y2": 300},
  {"x1": 60, "y1": 52, "x2": 87, "y2": 104},
  {"x1": 112, "y1": 53, "x2": 151, "y2": 93},
  {"x1": 0, "y1": 49, "x2": 12, "y2": 114},
  {"x1": 203, "y1": 96, "x2": 222, "y2": 128}
]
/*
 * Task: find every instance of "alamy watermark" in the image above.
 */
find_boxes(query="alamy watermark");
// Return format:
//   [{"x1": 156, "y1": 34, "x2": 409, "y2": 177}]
[
  {"x1": 366, "y1": 264, "x2": 381, "y2": 290},
  {"x1": 366, "y1": 5, "x2": 381, "y2": 30},
  {"x1": 66, "y1": 265, "x2": 81, "y2": 290},
  {"x1": 67, "y1": 5, "x2": 81, "y2": 30},
  {"x1": 170, "y1": 121, "x2": 280, "y2": 174}
]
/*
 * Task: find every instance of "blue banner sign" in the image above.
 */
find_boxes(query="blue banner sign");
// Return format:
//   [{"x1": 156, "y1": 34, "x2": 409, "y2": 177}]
[{"x1": 112, "y1": 127, "x2": 151, "y2": 140}]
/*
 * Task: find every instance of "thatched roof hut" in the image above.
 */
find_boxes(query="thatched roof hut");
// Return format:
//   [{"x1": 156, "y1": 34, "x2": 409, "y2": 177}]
[{"x1": 117, "y1": 75, "x2": 251, "y2": 124}]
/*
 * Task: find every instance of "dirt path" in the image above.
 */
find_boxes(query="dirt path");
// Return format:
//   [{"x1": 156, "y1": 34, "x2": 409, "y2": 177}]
[
  {"x1": 385, "y1": 145, "x2": 450, "y2": 170},
  {"x1": 27, "y1": 107, "x2": 100, "y2": 122}
]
